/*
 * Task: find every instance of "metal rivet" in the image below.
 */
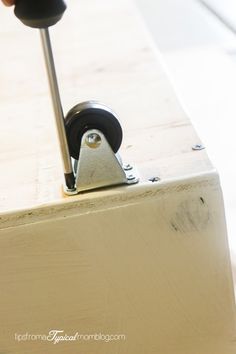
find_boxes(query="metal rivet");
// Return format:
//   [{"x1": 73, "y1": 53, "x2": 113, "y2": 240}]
[
  {"x1": 192, "y1": 144, "x2": 205, "y2": 151},
  {"x1": 85, "y1": 133, "x2": 102, "y2": 149}
]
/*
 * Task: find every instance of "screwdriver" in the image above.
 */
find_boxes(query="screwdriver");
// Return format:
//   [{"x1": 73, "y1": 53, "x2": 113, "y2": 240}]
[{"x1": 14, "y1": 0, "x2": 75, "y2": 191}]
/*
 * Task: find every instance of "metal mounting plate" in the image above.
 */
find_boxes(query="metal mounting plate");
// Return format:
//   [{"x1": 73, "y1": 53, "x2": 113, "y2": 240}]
[{"x1": 65, "y1": 129, "x2": 139, "y2": 194}]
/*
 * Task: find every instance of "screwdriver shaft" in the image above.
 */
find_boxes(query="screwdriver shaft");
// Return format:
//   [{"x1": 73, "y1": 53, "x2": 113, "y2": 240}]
[{"x1": 40, "y1": 28, "x2": 75, "y2": 190}]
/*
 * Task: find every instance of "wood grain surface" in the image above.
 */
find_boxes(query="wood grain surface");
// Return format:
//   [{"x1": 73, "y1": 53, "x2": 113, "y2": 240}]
[
  {"x1": 0, "y1": 0, "x2": 211, "y2": 214},
  {"x1": 0, "y1": 1, "x2": 235, "y2": 353}
]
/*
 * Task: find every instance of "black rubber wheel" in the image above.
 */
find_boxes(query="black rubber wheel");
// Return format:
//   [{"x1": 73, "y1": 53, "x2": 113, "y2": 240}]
[{"x1": 65, "y1": 101, "x2": 123, "y2": 160}]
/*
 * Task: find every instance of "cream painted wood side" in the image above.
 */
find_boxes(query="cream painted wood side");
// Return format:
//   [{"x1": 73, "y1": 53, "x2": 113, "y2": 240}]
[{"x1": 0, "y1": 173, "x2": 235, "y2": 354}]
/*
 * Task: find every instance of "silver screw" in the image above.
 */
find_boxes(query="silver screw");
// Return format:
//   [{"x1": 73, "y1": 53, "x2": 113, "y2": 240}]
[
  {"x1": 123, "y1": 164, "x2": 133, "y2": 171},
  {"x1": 85, "y1": 133, "x2": 102, "y2": 149},
  {"x1": 127, "y1": 174, "x2": 135, "y2": 181},
  {"x1": 192, "y1": 144, "x2": 205, "y2": 151},
  {"x1": 149, "y1": 177, "x2": 160, "y2": 183}
]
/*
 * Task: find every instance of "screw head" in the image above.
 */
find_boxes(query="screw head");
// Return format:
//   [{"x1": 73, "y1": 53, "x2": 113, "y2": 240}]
[
  {"x1": 149, "y1": 177, "x2": 160, "y2": 183},
  {"x1": 85, "y1": 133, "x2": 102, "y2": 149},
  {"x1": 192, "y1": 144, "x2": 205, "y2": 151},
  {"x1": 123, "y1": 164, "x2": 133, "y2": 171},
  {"x1": 127, "y1": 174, "x2": 135, "y2": 181}
]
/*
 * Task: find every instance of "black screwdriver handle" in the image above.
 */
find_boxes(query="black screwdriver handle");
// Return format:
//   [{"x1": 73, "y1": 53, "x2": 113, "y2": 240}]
[{"x1": 14, "y1": 0, "x2": 67, "y2": 28}]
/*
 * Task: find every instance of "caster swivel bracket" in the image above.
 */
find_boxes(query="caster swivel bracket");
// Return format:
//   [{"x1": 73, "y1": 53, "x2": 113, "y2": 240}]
[
  {"x1": 65, "y1": 128, "x2": 139, "y2": 195},
  {"x1": 64, "y1": 101, "x2": 139, "y2": 195},
  {"x1": 14, "y1": 1, "x2": 139, "y2": 196}
]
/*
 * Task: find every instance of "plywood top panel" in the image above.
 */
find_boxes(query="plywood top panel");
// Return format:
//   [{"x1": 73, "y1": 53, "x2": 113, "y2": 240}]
[{"x1": 0, "y1": 0, "x2": 212, "y2": 214}]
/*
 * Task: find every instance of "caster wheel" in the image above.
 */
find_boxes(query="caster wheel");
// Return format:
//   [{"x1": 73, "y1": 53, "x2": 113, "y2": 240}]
[{"x1": 65, "y1": 101, "x2": 123, "y2": 160}]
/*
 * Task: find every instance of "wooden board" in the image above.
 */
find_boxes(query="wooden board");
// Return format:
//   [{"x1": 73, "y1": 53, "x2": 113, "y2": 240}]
[
  {"x1": 0, "y1": 0, "x2": 211, "y2": 213},
  {"x1": 0, "y1": 173, "x2": 236, "y2": 354},
  {"x1": 0, "y1": 1, "x2": 235, "y2": 353}
]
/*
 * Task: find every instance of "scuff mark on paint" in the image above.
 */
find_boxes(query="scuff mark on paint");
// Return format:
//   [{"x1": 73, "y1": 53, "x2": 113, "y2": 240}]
[
  {"x1": 200, "y1": 197, "x2": 205, "y2": 204},
  {"x1": 170, "y1": 197, "x2": 210, "y2": 233}
]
